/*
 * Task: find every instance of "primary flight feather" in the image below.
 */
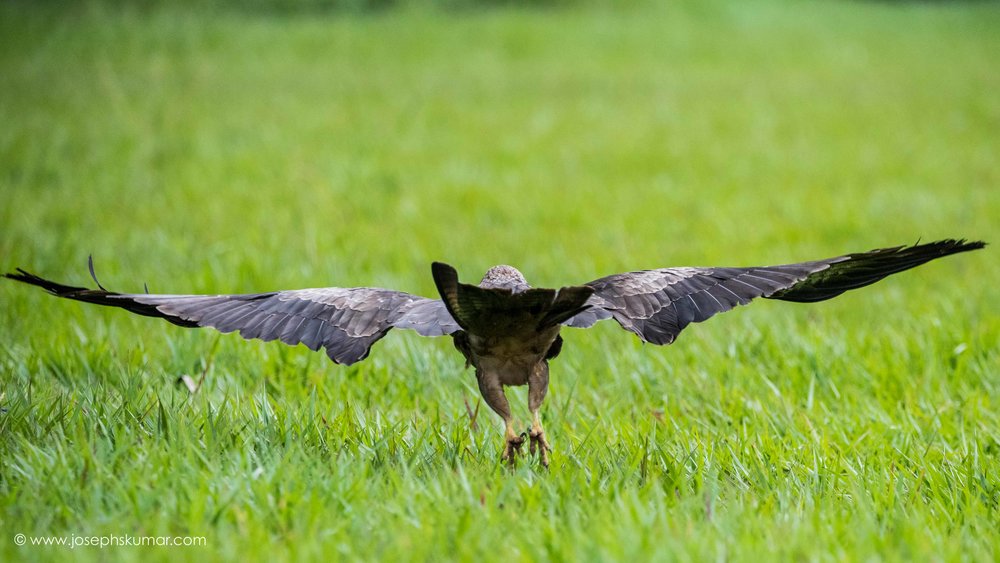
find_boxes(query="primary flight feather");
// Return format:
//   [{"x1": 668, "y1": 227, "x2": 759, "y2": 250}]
[{"x1": 6, "y1": 239, "x2": 985, "y2": 467}]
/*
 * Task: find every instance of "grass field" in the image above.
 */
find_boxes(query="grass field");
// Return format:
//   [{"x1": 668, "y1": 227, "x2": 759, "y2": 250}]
[{"x1": 1, "y1": 0, "x2": 998, "y2": 561}]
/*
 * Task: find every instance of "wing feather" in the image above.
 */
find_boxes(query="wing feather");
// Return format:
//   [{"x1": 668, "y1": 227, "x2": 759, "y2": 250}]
[
  {"x1": 4, "y1": 265, "x2": 461, "y2": 365},
  {"x1": 564, "y1": 239, "x2": 985, "y2": 345}
]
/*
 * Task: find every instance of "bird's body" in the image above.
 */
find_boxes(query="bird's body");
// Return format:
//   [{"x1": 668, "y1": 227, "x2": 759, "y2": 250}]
[
  {"x1": 5, "y1": 239, "x2": 986, "y2": 467},
  {"x1": 455, "y1": 264, "x2": 569, "y2": 385},
  {"x1": 464, "y1": 330, "x2": 558, "y2": 386}
]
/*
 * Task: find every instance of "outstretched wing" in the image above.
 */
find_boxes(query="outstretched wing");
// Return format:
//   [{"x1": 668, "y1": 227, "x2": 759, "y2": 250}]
[
  {"x1": 564, "y1": 239, "x2": 985, "y2": 345},
  {"x1": 5, "y1": 266, "x2": 460, "y2": 365}
]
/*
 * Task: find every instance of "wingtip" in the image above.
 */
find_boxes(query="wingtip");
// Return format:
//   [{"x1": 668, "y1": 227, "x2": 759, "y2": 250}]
[
  {"x1": 894, "y1": 239, "x2": 987, "y2": 256},
  {"x1": 931, "y1": 238, "x2": 987, "y2": 254},
  {"x1": 5, "y1": 268, "x2": 38, "y2": 284}
]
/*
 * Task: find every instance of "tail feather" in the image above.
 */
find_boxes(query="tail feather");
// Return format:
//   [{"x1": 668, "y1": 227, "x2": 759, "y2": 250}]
[
  {"x1": 538, "y1": 286, "x2": 594, "y2": 329},
  {"x1": 431, "y1": 261, "x2": 592, "y2": 336}
]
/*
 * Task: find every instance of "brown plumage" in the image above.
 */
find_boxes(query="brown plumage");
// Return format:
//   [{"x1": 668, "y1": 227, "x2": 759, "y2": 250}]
[{"x1": 5, "y1": 239, "x2": 986, "y2": 467}]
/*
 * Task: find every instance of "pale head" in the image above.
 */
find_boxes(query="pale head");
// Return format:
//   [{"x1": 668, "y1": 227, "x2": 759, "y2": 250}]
[{"x1": 480, "y1": 265, "x2": 529, "y2": 292}]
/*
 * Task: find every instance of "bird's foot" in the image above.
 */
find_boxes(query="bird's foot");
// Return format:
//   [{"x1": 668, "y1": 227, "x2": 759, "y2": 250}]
[
  {"x1": 529, "y1": 429, "x2": 551, "y2": 468},
  {"x1": 502, "y1": 433, "x2": 526, "y2": 468}
]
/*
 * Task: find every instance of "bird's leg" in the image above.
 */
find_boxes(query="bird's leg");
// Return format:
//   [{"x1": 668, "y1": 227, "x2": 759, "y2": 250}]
[
  {"x1": 502, "y1": 418, "x2": 524, "y2": 467},
  {"x1": 528, "y1": 409, "x2": 551, "y2": 468},
  {"x1": 476, "y1": 372, "x2": 524, "y2": 467},
  {"x1": 527, "y1": 361, "x2": 551, "y2": 467}
]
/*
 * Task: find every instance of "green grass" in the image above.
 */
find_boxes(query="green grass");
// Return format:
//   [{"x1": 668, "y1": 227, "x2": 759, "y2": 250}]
[{"x1": 1, "y1": 0, "x2": 998, "y2": 561}]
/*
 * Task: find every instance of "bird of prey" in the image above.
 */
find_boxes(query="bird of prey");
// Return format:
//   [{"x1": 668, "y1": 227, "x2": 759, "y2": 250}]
[{"x1": 5, "y1": 239, "x2": 985, "y2": 467}]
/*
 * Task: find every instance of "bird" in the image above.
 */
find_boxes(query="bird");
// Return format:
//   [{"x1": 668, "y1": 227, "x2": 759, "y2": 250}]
[{"x1": 5, "y1": 239, "x2": 985, "y2": 467}]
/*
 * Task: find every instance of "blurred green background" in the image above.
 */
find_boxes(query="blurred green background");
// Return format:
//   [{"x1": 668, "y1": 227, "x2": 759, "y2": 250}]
[{"x1": 1, "y1": 0, "x2": 998, "y2": 561}]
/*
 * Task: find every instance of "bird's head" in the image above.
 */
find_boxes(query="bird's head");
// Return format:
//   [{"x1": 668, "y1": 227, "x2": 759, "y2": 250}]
[{"x1": 480, "y1": 265, "x2": 529, "y2": 293}]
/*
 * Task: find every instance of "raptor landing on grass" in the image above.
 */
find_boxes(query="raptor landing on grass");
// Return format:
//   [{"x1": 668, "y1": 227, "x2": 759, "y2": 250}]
[{"x1": 5, "y1": 239, "x2": 985, "y2": 468}]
